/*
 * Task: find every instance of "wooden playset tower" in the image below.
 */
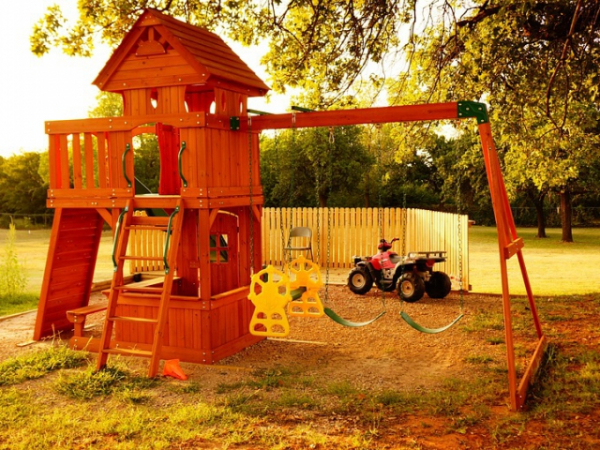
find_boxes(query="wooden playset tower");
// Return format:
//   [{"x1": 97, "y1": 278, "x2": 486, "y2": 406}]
[{"x1": 33, "y1": 9, "x2": 268, "y2": 374}]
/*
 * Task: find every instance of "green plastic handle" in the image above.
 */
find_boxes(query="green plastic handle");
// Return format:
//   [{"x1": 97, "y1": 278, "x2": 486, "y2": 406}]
[
  {"x1": 178, "y1": 141, "x2": 187, "y2": 188},
  {"x1": 122, "y1": 143, "x2": 132, "y2": 188},
  {"x1": 112, "y1": 207, "x2": 129, "y2": 271},
  {"x1": 163, "y1": 206, "x2": 180, "y2": 274}
]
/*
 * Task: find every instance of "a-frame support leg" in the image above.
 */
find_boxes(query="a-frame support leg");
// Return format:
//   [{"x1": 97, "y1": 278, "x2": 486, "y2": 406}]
[{"x1": 479, "y1": 122, "x2": 547, "y2": 411}]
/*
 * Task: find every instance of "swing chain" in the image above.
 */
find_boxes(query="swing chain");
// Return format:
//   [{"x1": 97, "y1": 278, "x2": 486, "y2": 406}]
[
  {"x1": 287, "y1": 113, "x2": 297, "y2": 266},
  {"x1": 325, "y1": 127, "x2": 335, "y2": 300},
  {"x1": 457, "y1": 175, "x2": 464, "y2": 298},
  {"x1": 376, "y1": 125, "x2": 385, "y2": 304},
  {"x1": 248, "y1": 114, "x2": 254, "y2": 275},
  {"x1": 315, "y1": 130, "x2": 321, "y2": 263}
]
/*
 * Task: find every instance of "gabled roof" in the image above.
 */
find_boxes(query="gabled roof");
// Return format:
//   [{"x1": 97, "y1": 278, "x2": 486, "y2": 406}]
[{"x1": 93, "y1": 8, "x2": 269, "y2": 96}]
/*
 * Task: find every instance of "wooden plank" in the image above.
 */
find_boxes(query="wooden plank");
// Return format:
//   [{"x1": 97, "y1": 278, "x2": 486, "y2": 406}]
[
  {"x1": 244, "y1": 103, "x2": 460, "y2": 131},
  {"x1": 34, "y1": 209, "x2": 64, "y2": 339},
  {"x1": 46, "y1": 113, "x2": 206, "y2": 134},
  {"x1": 48, "y1": 135, "x2": 58, "y2": 189},
  {"x1": 119, "y1": 52, "x2": 194, "y2": 71},
  {"x1": 192, "y1": 310, "x2": 202, "y2": 349},
  {"x1": 110, "y1": 61, "x2": 198, "y2": 81},
  {"x1": 83, "y1": 133, "x2": 96, "y2": 189},
  {"x1": 59, "y1": 135, "x2": 70, "y2": 189},
  {"x1": 72, "y1": 134, "x2": 83, "y2": 189},
  {"x1": 97, "y1": 133, "x2": 108, "y2": 188},
  {"x1": 104, "y1": 74, "x2": 202, "y2": 92}
]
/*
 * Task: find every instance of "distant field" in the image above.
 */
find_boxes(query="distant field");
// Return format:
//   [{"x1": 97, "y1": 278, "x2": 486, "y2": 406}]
[
  {"x1": 468, "y1": 226, "x2": 600, "y2": 296},
  {"x1": 1, "y1": 226, "x2": 599, "y2": 298}
]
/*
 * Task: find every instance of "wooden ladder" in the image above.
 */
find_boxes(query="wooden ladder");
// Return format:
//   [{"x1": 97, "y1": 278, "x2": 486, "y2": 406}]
[{"x1": 96, "y1": 198, "x2": 185, "y2": 377}]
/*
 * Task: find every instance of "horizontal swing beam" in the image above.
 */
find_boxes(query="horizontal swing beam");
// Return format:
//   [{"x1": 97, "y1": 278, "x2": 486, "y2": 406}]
[{"x1": 240, "y1": 101, "x2": 488, "y2": 132}]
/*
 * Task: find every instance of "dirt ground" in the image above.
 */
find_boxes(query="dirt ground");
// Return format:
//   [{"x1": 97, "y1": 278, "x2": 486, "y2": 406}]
[
  {"x1": 0, "y1": 287, "x2": 503, "y2": 393},
  {"x1": 2, "y1": 286, "x2": 598, "y2": 449}
]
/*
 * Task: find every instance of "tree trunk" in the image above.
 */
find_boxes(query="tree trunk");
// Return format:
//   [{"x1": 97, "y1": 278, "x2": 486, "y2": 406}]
[
  {"x1": 532, "y1": 192, "x2": 547, "y2": 238},
  {"x1": 560, "y1": 190, "x2": 573, "y2": 242},
  {"x1": 319, "y1": 194, "x2": 328, "y2": 207},
  {"x1": 535, "y1": 203, "x2": 547, "y2": 238},
  {"x1": 525, "y1": 185, "x2": 547, "y2": 238}
]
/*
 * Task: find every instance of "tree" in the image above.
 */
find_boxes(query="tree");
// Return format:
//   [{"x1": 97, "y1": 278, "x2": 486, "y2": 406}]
[
  {"x1": 260, "y1": 125, "x2": 373, "y2": 207},
  {"x1": 0, "y1": 153, "x2": 48, "y2": 215},
  {"x1": 88, "y1": 91, "x2": 123, "y2": 118},
  {"x1": 31, "y1": 1, "x2": 407, "y2": 107},
  {"x1": 395, "y1": 0, "x2": 600, "y2": 242}
]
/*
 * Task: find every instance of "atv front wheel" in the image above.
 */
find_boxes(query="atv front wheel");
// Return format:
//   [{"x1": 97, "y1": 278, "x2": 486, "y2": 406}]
[
  {"x1": 425, "y1": 271, "x2": 452, "y2": 299},
  {"x1": 348, "y1": 268, "x2": 373, "y2": 295},
  {"x1": 397, "y1": 273, "x2": 425, "y2": 303}
]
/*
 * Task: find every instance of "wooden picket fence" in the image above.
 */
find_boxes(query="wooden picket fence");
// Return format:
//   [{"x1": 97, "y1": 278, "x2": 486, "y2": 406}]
[
  {"x1": 263, "y1": 207, "x2": 470, "y2": 289},
  {"x1": 128, "y1": 207, "x2": 470, "y2": 289}
]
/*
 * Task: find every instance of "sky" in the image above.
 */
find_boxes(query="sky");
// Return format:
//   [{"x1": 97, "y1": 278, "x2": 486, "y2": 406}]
[{"x1": 0, "y1": 1, "x2": 286, "y2": 159}]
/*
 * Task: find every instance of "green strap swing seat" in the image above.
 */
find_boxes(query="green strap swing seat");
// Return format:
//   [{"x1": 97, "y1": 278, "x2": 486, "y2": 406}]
[
  {"x1": 400, "y1": 310, "x2": 463, "y2": 334},
  {"x1": 324, "y1": 307, "x2": 386, "y2": 328}
]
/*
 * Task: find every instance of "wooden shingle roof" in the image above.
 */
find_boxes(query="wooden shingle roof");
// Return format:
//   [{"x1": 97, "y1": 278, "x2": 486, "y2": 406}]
[{"x1": 93, "y1": 9, "x2": 269, "y2": 96}]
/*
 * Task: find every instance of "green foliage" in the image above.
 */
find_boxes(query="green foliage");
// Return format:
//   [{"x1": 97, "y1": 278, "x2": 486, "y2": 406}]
[
  {"x1": 261, "y1": 126, "x2": 373, "y2": 207},
  {"x1": 398, "y1": 1, "x2": 600, "y2": 239},
  {"x1": 88, "y1": 91, "x2": 123, "y2": 118},
  {"x1": 54, "y1": 365, "x2": 129, "y2": 400},
  {"x1": 0, "y1": 153, "x2": 48, "y2": 216},
  {"x1": 132, "y1": 134, "x2": 160, "y2": 192},
  {"x1": 30, "y1": 1, "x2": 407, "y2": 105},
  {"x1": 0, "y1": 345, "x2": 88, "y2": 386},
  {"x1": 0, "y1": 223, "x2": 27, "y2": 300},
  {"x1": 0, "y1": 293, "x2": 39, "y2": 317}
]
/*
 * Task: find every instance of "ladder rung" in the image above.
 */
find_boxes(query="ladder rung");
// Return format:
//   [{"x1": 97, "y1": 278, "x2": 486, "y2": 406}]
[
  {"x1": 108, "y1": 316, "x2": 158, "y2": 324},
  {"x1": 102, "y1": 348, "x2": 153, "y2": 357},
  {"x1": 131, "y1": 216, "x2": 170, "y2": 226},
  {"x1": 115, "y1": 286, "x2": 165, "y2": 293}
]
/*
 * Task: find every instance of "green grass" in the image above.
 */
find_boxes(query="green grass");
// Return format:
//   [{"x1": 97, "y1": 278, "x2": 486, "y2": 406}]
[
  {"x1": 0, "y1": 292, "x2": 39, "y2": 316},
  {"x1": 469, "y1": 226, "x2": 600, "y2": 295},
  {"x1": 0, "y1": 345, "x2": 89, "y2": 386}
]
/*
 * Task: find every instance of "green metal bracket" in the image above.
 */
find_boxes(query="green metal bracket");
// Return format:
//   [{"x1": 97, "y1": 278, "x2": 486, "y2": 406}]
[
  {"x1": 291, "y1": 105, "x2": 314, "y2": 112},
  {"x1": 178, "y1": 141, "x2": 187, "y2": 188},
  {"x1": 122, "y1": 143, "x2": 132, "y2": 188},
  {"x1": 457, "y1": 101, "x2": 489, "y2": 124},
  {"x1": 112, "y1": 207, "x2": 129, "y2": 271},
  {"x1": 163, "y1": 206, "x2": 180, "y2": 274},
  {"x1": 230, "y1": 116, "x2": 241, "y2": 130},
  {"x1": 247, "y1": 108, "x2": 273, "y2": 115}
]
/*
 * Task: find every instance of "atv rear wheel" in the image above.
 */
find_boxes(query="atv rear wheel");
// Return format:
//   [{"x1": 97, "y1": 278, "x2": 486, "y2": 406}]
[
  {"x1": 425, "y1": 271, "x2": 452, "y2": 299},
  {"x1": 397, "y1": 273, "x2": 425, "y2": 303},
  {"x1": 348, "y1": 268, "x2": 373, "y2": 295}
]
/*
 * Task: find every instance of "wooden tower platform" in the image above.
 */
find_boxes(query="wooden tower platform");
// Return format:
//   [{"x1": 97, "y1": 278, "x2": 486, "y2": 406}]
[{"x1": 33, "y1": 9, "x2": 268, "y2": 372}]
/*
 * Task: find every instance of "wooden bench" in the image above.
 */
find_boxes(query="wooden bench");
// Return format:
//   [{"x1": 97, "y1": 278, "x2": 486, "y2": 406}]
[{"x1": 66, "y1": 303, "x2": 108, "y2": 337}]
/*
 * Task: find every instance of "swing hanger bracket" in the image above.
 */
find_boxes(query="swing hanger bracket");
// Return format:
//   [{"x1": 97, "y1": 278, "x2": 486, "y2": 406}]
[
  {"x1": 229, "y1": 116, "x2": 241, "y2": 130},
  {"x1": 457, "y1": 101, "x2": 488, "y2": 124}
]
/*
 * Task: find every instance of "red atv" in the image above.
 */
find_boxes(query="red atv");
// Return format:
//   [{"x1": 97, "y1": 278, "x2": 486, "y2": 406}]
[{"x1": 347, "y1": 238, "x2": 452, "y2": 303}]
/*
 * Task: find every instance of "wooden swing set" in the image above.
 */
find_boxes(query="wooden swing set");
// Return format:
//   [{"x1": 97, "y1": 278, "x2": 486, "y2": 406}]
[{"x1": 32, "y1": 8, "x2": 546, "y2": 411}]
